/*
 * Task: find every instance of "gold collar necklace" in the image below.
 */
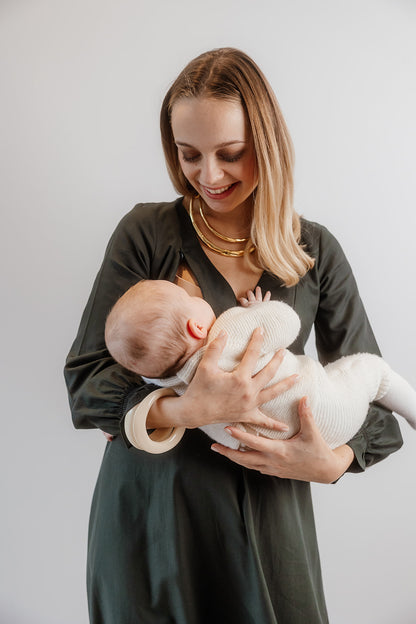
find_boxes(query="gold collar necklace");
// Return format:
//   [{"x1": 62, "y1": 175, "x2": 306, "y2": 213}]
[
  {"x1": 197, "y1": 196, "x2": 249, "y2": 243},
  {"x1": 189, "y1": 196, "x2": 255, "y2": 258}
]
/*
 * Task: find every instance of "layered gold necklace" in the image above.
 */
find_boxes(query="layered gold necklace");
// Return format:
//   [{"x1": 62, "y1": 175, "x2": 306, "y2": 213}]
[{"x1": 189, "y1": 196, "x2": 255, "y2": 257}]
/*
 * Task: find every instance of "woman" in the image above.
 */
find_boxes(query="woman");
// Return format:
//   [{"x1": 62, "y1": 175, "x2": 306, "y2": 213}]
[{"x1": 64, "y1": 48, "x2": 403, "y2": 623}]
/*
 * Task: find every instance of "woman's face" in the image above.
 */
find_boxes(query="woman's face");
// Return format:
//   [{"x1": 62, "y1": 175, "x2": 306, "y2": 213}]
[{"x1": 170, "y1": 97, "x2": 258, "y2": 218}]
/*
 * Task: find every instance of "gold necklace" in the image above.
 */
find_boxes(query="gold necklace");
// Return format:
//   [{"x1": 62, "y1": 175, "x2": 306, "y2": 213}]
[
  {"x1": 197, "y1": 197, "x2": 249, "y2": 243},
  {"x1": 189, "y1": 197, "x2": 255, "y2": 257}
]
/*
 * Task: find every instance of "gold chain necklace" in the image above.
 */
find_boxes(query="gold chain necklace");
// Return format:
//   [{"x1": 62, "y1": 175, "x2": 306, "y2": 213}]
[
  {"x1": 189, "y1": 196, "x2": 255, "y2": 257},
  {"x1": 197, "y1": 196, "x2": 249, "y2": 243}
]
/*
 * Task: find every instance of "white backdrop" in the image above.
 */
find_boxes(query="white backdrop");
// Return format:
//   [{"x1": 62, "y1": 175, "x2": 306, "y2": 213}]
[{"x1": 1, "y1": 1, "x2": 415, "y2": 623}]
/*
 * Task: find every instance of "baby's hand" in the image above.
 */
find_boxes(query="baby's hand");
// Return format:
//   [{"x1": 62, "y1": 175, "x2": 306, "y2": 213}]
[{"x1": 239, "y1": 286, "x2": 271, "y2": 307}]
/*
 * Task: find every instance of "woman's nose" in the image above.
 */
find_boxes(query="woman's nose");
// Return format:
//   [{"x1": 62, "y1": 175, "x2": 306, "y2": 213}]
[{"x1": 199, "y1": 157, "x2": 223, "y2": 186}]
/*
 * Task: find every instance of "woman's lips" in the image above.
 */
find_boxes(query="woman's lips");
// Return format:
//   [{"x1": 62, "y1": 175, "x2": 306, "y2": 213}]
[{"x1": 202, "y1": 182, "x2": 237, "y2": 200}]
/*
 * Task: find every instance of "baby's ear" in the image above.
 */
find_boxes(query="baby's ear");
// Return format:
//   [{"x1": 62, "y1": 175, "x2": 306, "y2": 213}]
[{"x1": 187, "y1": 318, "x2": 208, "y2": 340}]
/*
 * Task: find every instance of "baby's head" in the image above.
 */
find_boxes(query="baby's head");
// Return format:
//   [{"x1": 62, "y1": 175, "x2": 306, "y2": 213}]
[{"x1": 105, "y1": 280, "x2": 216, "y2": 378}]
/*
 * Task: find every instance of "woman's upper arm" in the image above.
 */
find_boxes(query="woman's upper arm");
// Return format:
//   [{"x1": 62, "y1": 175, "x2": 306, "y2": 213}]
[
  {"x1": 63, "y1": 204, "x2": 162, "y2": 437},
  {"x1": 314, "y1": 225, "x2": 403, "y2": 471}
]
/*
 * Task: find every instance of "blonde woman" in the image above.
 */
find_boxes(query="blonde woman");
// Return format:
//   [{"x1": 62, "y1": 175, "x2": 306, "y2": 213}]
[{"x1": 65, "y1": 48, "x2": 403, "y2": 624}]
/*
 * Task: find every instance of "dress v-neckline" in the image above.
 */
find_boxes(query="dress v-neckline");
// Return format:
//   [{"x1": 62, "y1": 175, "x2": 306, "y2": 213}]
[{"x1": 175, "y1": 200, "x2": 271, "y2": 316}]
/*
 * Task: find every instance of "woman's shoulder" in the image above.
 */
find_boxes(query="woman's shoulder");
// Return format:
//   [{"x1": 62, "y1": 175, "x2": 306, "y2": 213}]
[
  {"x1": 300, "y1": 217, "x2": 345, "y2": 261},
  {"x1": 107, "y1": 197, "x2": 184, "y2": 250},
  {"x1": 117, "y1": 197, "x2": 183, "y2": 231}
]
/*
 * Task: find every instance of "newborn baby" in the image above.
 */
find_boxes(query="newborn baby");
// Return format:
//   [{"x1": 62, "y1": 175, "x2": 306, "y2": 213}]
[{"x1": 105, "y1": 280, "x2": 416, "y2": 449}]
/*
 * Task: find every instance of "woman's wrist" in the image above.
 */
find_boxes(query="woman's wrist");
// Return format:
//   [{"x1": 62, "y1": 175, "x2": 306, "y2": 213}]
[
  {"x1": 146, "y1": 393, "x2": 190, "y2": 429},
  {"x1": 327, "y1": 444, "x2": 355, "y2": 483},
  {"x1": 124, "y1": 389, "x2": 186, "y2": 453}
]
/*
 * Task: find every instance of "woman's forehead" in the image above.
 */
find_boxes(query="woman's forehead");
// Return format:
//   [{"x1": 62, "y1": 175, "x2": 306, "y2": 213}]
[{"x1": 171, "y1": 97, "x2": 249, "y2": 146}]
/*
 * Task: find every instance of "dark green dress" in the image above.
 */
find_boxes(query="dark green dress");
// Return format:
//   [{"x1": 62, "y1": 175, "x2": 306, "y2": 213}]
[{"x1": 64, "y1": 198, "x2": 403, "y2": 624}]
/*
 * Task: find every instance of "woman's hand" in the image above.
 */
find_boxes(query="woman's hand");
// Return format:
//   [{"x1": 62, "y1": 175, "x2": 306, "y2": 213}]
[
  {"x1": 211, "y1": 397, "x2": 355, "y2": 484},
  {"x1": 147, "y1": 328, "x2": 298, "y2": 432}
]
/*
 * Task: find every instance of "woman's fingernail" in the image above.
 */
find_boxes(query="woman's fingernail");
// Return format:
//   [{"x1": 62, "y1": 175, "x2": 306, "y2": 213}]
[
  {"x1": 211, "y1": 445, "x2": 220, "y2": 453},
  {"x1": 304, "y1": 397, "x2": 310, "y2": 408},
  {"x1": 225, "y1": 427, "x2": 234, "y2": 436}
]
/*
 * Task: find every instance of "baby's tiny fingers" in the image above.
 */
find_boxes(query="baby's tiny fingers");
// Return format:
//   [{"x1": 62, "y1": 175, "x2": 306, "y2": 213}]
[
  {"x1": 254, "y1": 286, "x2": 263, "y2": 301},
  {"x1": 263, "y1": 290, "x2": 271, "y2": 302}
]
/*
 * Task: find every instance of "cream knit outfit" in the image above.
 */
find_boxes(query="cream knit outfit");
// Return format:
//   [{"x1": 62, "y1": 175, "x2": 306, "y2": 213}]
[{"x1": 151, "y1": 301, "x2": 416, "y2": 449}]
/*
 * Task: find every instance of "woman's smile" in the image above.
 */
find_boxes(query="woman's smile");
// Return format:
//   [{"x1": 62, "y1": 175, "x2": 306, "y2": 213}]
[{"x1": 201, "y1": 182, "x2": 238, "y2": 200}]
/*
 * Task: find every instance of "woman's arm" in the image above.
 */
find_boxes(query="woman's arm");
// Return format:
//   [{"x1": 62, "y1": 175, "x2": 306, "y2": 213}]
[
  {"x1": 313, "y1": 225, "x2": 403, "y2": 472},
  {"x1": 64, "y1": 204, "x2": 172, "y2": 438}
]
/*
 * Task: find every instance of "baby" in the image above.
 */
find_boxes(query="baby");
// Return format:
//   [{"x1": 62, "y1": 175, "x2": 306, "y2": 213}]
[{"x1": 105, "y1": 280, "x2": 416, "y2": 449}]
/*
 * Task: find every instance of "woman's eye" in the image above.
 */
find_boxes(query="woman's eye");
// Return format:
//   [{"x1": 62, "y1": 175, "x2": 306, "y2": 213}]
[
  {"x1": 181, "y1": 153, "x2": 200, "y2": 163},
  {"x1": 220, "y1": 151, "x2": 244, "y2": 163},
  {"x1": 180, "y1": 150, "x2": 244, "y2": 164}
]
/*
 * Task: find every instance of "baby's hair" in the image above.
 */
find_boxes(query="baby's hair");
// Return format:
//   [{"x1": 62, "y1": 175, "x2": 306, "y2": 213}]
[{"x1": 105, "y1": 280, "x2": 191, "y2": 378}]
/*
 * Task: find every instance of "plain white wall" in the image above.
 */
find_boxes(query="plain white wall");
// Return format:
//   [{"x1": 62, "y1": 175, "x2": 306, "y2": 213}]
[{"x1": 1, "y1": 1, "x2": 415, "y2": 622}]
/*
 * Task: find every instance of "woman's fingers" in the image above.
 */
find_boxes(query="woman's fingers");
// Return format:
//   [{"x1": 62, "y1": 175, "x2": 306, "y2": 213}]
[
  {"x1": 211, "y1": 438, "x2": 278, "y2": 474},
  {"x1": 237, "y1": 327, "x2": 265, "y2": 374},
  {"x1": 200, "y1": 329, "x2": 228, "y2": 365},
  {"x1": 255, "y1": 352, "x2": 301, "y2": 406},
  {"x1": 211, "y1": 444, "x2": 262, "y2": 469},
  {"x1": 226, "y1": 426, "x2": 286, "y2": 448},
  {"x1": 237, "y1": 409, "x2": 290, "y2": 432},
  {"x1": 258, "y1": 373, "x2": 300, "y2": 404}
]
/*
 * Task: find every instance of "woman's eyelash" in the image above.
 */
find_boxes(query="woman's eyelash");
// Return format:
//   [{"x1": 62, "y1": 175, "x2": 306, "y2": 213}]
[
  {"x1": 222, "y1": 152, "x2": 244, "y2": 162},
  {"x1": 181, "y1": 151, "x2": 244, "y2": 163},
  {"x1": 182, "y1": 154, "x2": 200, "y2": 163}
]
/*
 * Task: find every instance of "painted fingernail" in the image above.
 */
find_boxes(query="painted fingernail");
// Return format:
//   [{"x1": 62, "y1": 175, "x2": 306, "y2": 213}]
[
  {"x1": 225, "y1": 427, "x2": 234, "y2": 436},
  {"x1": 211, "y1": 445, "x2": 220, "y2": 453}
]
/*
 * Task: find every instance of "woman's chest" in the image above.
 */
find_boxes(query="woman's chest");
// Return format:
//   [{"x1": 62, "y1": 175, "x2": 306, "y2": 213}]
[{"x1": 202, "y1": 249, "x2": 263, "y2": 300}]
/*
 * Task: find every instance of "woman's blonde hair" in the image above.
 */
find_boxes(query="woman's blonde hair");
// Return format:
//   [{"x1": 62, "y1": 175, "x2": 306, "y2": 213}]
[{"x1": 160, "y1": 47, "x2": 314, "y2": 287}]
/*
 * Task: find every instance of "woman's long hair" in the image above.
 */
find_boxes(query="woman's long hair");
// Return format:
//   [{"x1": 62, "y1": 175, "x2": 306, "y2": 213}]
[{"x1": 160, "y1": 47, "x2": 314, "y2": 287}]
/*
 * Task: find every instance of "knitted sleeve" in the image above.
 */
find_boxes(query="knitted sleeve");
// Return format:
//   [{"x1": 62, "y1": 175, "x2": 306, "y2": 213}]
[{"x1": 314, "y1": 225, "x2": 403, "y2": 471}]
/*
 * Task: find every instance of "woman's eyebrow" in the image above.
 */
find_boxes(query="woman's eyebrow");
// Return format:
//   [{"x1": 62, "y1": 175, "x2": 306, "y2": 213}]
[{"x1": 175, "y1": 140, "x2": 247, "y2": 148}]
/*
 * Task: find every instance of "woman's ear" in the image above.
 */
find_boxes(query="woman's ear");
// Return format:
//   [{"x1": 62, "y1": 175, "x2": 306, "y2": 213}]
[{"x1": 187, "y1": 318, "x2": 208, "y2": 340}]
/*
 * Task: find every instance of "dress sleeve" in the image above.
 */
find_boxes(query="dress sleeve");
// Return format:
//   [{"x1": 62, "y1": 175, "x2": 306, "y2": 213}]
[
  {"x1": 64, "y1": 206, "x2": 162, "y2": 439},
  {"x1": 314, "y1": 225, "x2": 403, "y2": 471}
]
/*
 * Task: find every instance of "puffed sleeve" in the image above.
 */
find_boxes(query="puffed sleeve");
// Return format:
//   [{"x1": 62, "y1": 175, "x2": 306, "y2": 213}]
[
  {"x1": 64, "y1": 203, "x2": 177, "y2": 438},
  {"x1": 314, "y1": 225, "x2": 403, "y2": 471}
]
